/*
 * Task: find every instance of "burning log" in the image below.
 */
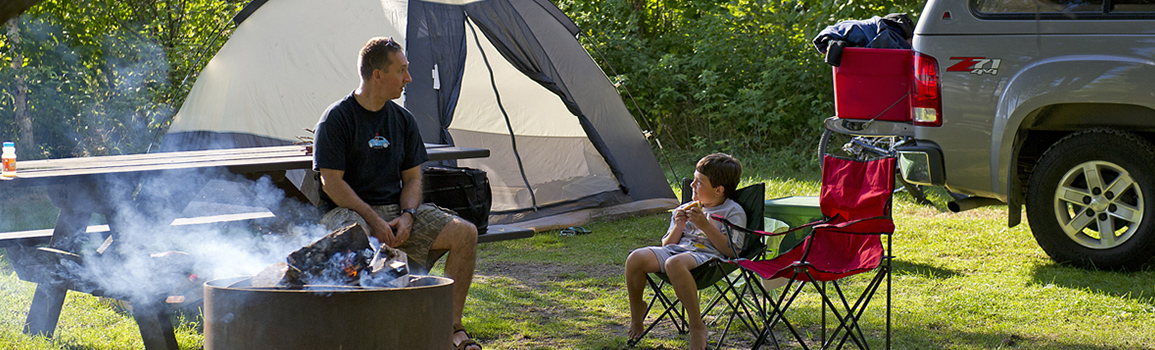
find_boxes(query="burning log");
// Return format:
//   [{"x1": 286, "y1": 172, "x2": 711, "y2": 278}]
[
  {"x1": 287, "y1": 223, "x2": 374, "y2": 286},
  {"x1": 360, "y1": 244, "x2": 409, "y2": 288},
  {"x1": 255, "y1": 223, "x2": 411, "y2": 289},
  {"x1": 250, "y1": 262, "x2": 302, "y2": 289}
]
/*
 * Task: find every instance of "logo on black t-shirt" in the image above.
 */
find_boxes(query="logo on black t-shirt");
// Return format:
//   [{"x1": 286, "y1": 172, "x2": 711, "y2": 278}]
[{"x1": 369, "y1": 134, "x2": 390, "y2": 149}]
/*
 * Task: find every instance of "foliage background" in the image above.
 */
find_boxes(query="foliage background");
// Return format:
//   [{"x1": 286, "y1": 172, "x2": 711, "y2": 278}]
[
  {"x1": 0, "y1": 0, "x2": 244, "y2": 159},
  {"x1": 2, "y1": 0, "x2": 922, "y2": 164},
  {"x1": 559, "y1": 0, "x2": 923, "y2": 168}
]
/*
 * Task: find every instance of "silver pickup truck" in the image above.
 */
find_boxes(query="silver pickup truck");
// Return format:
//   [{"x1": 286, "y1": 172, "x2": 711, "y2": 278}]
[{"x1": 895, "y1": 0, "x2": 1155, "y2": 270}]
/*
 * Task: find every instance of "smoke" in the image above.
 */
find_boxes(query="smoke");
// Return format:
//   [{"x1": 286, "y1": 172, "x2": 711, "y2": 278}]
[
  {"x1": 7, "y1": 12, "x2": 341, "y2": 306},
  {"x1": 53, "y1": 167, "x2": 332, "y2": 306},
  {"x1": 90, "y1": 30, "x2": 174, "y2": 155}
]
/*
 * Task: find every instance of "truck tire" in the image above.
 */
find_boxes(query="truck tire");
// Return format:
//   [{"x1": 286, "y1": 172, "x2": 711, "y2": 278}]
[{"x1": 1026, "y1": 129, "x2": 1155, "y2": 270}]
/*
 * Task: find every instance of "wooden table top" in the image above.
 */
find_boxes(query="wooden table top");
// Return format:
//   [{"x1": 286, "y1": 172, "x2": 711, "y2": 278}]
[{"x1": 0, "y1": 144, "x2": 488, "y2": 187}]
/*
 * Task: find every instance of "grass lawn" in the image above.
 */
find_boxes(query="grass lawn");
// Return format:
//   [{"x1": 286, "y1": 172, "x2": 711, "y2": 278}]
[{"x1": 2, "y1": 150, "x2": 1154, "y2": 349}]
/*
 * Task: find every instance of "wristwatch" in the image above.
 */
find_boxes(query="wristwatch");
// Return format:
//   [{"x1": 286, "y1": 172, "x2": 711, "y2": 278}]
[{"x1": 401, "y1": 208, "x2": 417, "y2": 218}]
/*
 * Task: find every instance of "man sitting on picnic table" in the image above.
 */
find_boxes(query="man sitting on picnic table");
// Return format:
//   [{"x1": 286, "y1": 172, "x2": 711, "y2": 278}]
[{"x1": 312, "y1": 36, "x2": 483, "y2": 350}]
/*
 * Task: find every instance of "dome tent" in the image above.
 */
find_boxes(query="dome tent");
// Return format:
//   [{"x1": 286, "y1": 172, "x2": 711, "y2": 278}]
[{"x1": 164, "y1": 0, "x2": 677, "y2": 227}]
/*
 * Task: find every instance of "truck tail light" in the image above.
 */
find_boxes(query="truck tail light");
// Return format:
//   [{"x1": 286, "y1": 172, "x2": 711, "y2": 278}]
[{"x1": 912, "y1": 52, "x2": 943, "y2": 127}]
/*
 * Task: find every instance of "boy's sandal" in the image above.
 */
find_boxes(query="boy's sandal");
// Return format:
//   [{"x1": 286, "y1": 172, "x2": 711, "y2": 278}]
[
  {"x1": 453, "y1": 325, "x2": 482, "y2": 350},
  {"x1": 559, "y1": 226, "x2": 591, "y2": 236}
]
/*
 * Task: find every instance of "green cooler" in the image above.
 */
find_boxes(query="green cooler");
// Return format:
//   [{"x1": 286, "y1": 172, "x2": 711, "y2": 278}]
[{"x1": 763, "y1": 196, "x2": 823, "y2": 255}]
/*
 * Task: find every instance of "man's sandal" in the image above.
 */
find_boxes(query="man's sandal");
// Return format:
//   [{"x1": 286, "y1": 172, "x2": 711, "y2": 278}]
[{"x1": 453, "y1": 325, "x2": 482, "y2": 350}]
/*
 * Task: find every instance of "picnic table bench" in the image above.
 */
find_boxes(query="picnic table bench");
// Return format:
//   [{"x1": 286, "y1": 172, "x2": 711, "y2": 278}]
[{"x1": 0, "y1": 144, "x2": 531, "y2": 349}]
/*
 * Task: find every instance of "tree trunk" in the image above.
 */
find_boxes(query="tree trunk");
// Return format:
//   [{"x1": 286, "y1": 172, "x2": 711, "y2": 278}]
[
  {"x1": 631, "y1": 0, "x2": 647, "y2": 38},
  {"x1": 6, "y1": 17, "x2": 34, "y2": 151}
]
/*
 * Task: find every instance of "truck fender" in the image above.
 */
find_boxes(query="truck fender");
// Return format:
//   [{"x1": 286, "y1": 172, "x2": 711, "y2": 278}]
[{"x1": 992, "y1": 55, "x2": 1155, "y2": 224}]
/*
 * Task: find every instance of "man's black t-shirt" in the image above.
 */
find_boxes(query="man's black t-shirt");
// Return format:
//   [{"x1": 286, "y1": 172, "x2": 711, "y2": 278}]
[{"x1": 313, "y1": 93, "x2": 429, "y2": 208}]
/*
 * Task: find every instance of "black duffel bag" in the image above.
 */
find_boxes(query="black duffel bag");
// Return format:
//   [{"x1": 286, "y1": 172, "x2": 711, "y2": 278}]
[{"x1": 422, "y1": 165, "x2": 491, "y2": 234}]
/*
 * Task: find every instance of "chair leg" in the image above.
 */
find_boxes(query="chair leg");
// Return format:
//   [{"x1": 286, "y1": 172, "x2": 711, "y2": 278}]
[
  {"x1": 727, "y1": 277, "x2": 762, "y2": 337},
  {"x1": 886, "y1": 253, "x2": 892, "y2": 350},
  {"x1": 820, "y1": 280, "x2": 869, "y2": 350},
  {"x1": 702, "y1": 284, "x2": 728, "y2": 327},
  {"x1": 809, "y1": 279, "x2": 866, "y2": 350},
  {"x1": 714, "y1": 270, "x2": 766, "y2": 350},
  {"x1": 815, "y1": 269, "x2": 889, "y2": 350},
  {"x1": 844, "y1": 278, "x2": 881, "y2": 349},
  {"x1": 630, "y1": 275, "x2": 688, "y2": 347},
  {"x1": 755, "y1": 287, "x2": 805, "y2": 350},
  {"x1": 706, "y1": 274, "x2": 758, "y2": 333},
  {"x1": 650, "y1": 277, "x2": 685, "y2": 332},
  {"x1": 839, "y1": 268, "x2": 889, "y2": 350},
  {"x1": 821, "y1": 281, "x2": 826, "y2": 347},
  {"x1": 752, "y1": 271, "x2": 811, "y2": 350},
  {"x1": 708, "y1": 273, "x2": 766, "y2": 350}
]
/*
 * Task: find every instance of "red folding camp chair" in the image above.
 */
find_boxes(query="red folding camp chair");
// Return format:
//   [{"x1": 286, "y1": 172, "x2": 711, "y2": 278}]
[{"x1": 716, "y1": 155, "x2": 894, "y2": 350}]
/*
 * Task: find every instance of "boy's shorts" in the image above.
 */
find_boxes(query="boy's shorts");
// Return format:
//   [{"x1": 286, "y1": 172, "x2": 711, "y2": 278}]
[
  {"x1": 320, "y1": 203, "x2": 456, "y2": 266},
  {"x1": 634, "y1": 244, "x2": 720, "y2": 273}
]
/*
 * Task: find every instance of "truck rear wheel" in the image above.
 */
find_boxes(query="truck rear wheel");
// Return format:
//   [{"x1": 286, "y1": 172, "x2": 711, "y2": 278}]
[{"x1": 1026, "y1": 129, "x2": 1155, "y2": 270}]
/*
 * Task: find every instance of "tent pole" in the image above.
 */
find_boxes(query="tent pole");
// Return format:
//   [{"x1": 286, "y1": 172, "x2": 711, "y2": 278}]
[
  {"x1": 147, "y1": 3, "x2": 245, "y2": 154},
  {"x1": 466, "y1": 18, "x2": 537, "y2": 210},
  {"x1": 578, "y1": 32, "x2": 681, "y2": 189}
]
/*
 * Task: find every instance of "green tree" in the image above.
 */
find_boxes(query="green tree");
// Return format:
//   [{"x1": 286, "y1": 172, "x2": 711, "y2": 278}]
[
  {"x1": 0, "y1": 0, "x2": 243, "y2": 159},
  {"x1": 5, "y1": 17, "x2": 33, "y2": 151},
  {"x1": 560, "y1": 0, "x2": 923, "y2": 160}
]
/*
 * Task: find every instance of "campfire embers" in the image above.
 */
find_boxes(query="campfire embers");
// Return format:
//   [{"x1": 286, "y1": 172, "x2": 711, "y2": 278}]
[{"x1": 253, "y1": 223, "x2": 410, "y2": 289}]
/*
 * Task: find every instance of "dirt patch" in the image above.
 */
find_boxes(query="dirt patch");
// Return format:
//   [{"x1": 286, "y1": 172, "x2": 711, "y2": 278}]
[{"x1": 470, "y1": 260, "x2": 772, "y2": 349}]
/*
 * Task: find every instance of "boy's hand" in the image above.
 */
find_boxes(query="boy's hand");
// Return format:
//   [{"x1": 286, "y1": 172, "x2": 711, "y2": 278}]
[
  {"x1": 674, "y1": 201, "x2": 698, "y2": 225},
  {"x1": 686, "y1": 204, "x2": 709, "y2": 227},
  {"x1": 674, "y1": 207, "x2": 689, "y2": 224}
]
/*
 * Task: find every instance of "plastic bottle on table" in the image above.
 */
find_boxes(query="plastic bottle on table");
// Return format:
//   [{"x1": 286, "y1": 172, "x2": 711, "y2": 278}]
[{"x1": 2, "y1": 142, "x2": 16, "y2": 179}]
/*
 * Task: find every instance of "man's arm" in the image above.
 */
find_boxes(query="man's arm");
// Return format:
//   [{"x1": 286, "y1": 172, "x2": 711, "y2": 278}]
[
  {"x1": 388, "y1": 165, "x2": 423, "y2": 244},
  {"x1": 319, "y1": 168, "x2": 397, "y2": 246}
]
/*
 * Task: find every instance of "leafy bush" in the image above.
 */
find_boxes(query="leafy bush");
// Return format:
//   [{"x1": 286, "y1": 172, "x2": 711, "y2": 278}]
[
  {"x1": 0, "y1": 0, "x2": 242, "y2": 159},
  {"x1": 559, "y1": 0, "x2": 923, "y2": 159},
  {"x1": 2, "y1": 0, "x2": 924, "y2": 163}
]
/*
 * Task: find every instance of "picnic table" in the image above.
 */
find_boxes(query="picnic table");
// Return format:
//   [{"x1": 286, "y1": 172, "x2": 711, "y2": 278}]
[{"x1": 0, "y1": 144, "x2": 525, "y2": 349}]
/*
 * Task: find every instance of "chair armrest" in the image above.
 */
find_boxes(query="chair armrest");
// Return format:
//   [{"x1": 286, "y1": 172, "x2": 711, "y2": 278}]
[
  {"x1": 814, "y1": 215, "x2": 894, "y2": 234},
  {"x1": 710, "y1": 214, "x2": 828, "y2": 237}
]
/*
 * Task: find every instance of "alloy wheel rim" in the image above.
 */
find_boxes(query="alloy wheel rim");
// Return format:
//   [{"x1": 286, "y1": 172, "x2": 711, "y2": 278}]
[{"x1": 1052, "y1": 160, "x2": 1144, "y2": 250}]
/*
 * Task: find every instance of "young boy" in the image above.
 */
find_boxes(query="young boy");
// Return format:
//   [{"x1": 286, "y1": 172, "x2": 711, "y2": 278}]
[{"x1": 625, "y1": 153, "x2": 747, "y2": 350}]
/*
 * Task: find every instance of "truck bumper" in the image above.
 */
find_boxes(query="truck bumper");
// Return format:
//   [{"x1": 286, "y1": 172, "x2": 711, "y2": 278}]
[
  {"x1": 824, "y1": 117, "x2": 914, "y2": 137},
  {"x1": 896, "y1": 142, "x2": 945, "y2": 186}
]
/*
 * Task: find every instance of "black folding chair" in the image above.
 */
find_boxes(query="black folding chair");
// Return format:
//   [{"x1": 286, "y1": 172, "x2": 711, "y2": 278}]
[{"x1": 629, "y1": 182, "x2": 768, "y2": 349}]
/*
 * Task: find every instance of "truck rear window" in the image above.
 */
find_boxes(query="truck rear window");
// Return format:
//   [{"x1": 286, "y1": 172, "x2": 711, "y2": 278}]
[
  {"x1": 974, "y1": 0, "x2": 1155, "y2": 17},
  {"x1": 974, "y1": 0, "x2": 1103, "y2": 14},
  {"x1": 1111, "y1": 0, "x2": 1155, "y2": 12}
]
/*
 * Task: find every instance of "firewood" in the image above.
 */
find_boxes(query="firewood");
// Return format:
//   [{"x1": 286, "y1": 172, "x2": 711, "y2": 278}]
[
  {"x1": 251, "y1": 262, "x2": 303, "y2": 289},
  {"x1": 287, "y1": 223, "x2": 374, "y2": 286}
]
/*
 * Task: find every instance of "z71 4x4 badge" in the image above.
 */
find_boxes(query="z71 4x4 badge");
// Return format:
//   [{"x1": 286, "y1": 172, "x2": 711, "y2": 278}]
[{"x1": 947, "y1": 57, "x2": 1001, "y2": 75}]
